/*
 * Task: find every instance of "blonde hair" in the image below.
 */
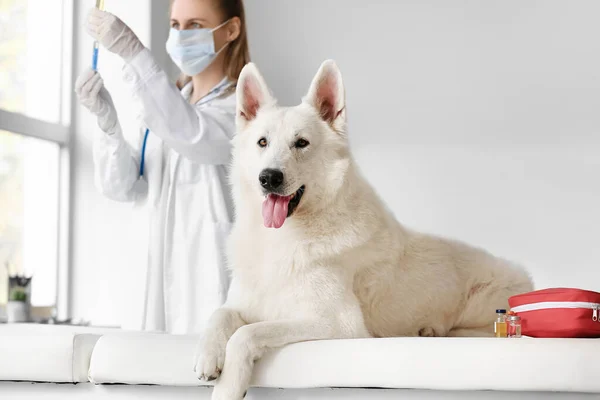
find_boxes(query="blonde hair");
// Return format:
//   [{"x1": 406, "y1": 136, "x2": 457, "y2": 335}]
[{"x1": 171, "y1": 0, "x2": 251, "y2": 89}]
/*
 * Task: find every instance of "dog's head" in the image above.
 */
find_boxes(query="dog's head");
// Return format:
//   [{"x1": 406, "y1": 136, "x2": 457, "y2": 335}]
[{"x1": 231, "y1": 60, "x2": 351, "y2": 229}]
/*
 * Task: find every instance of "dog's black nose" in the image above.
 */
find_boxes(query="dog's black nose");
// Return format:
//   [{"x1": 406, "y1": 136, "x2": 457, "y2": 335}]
[{"x1": 259, "y1": 168, "x2": 284, "y2": 191}]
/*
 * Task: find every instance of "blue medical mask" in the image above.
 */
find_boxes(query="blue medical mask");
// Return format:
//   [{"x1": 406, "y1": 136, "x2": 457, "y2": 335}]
[{"x1": 166, "y1": 19, "x2": 230, "y2": 76}]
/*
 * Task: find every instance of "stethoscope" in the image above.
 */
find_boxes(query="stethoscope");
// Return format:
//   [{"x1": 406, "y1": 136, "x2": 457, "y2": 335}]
[
  {"x1": 139, "y1": 128, "x2": 150, "y2": 178},
  {"x1": 137, "y1": 80, "x2": 235, "y2": 180},
  {"x1": 132, "y1": 128, "x2": 151, "y2": 197}
]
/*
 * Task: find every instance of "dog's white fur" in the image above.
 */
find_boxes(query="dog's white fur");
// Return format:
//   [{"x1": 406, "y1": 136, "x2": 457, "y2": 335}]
[{"x1": 194, "y1": 61, "x2": 533, "y2": 399}]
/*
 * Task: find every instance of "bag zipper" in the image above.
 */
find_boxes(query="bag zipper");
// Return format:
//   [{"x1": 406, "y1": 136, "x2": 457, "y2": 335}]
[{"x1": 511, "y1": 301, "x2": 600, "y2": 322}]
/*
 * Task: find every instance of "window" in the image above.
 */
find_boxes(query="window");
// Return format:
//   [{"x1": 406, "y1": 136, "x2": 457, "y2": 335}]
[
  {"x1": 0, "y1": 0, "x2": 65, "y2": 123},
  {"x1": 0, "y1": 0, "x2": 72, "y2": 313},
  {"x1": 0, "y1": 131, "x2": 60, "y2": 306}
]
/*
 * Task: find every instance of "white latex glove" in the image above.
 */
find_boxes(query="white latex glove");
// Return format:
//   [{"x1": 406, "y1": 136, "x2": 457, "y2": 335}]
[
  {"x1": 75, "y1": 67, "x2": 121, "y2": 135},
  {"x1": 86, "y1": 8, "x2": 145, "y2": 62}
]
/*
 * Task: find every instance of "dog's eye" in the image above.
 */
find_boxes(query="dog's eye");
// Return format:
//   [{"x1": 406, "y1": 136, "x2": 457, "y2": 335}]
[
  {"x1": 257, "y1": 138, "x2": 268, "y2": 148},
  {"x1": 295, "y1": 138, "x2": 310, "y2": 149}
]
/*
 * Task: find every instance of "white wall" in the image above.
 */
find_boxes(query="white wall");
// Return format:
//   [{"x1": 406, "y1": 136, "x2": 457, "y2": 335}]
[
  {"x1": 244, "y1": 0, "x2": 600, "y2": 292},
  {"x1": 70, "y1": 0, "x2": 600, "y2": 326}
]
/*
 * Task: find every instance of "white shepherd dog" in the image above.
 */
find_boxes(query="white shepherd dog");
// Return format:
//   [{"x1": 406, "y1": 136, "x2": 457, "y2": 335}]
[{"x1": 194, "y1": 60, "x2": 533, "y2": 399}]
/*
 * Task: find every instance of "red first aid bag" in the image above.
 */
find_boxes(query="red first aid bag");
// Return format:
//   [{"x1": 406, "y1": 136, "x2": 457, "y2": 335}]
[{"x1": 508, "y1": 288, "x2": 600, "y2": 338}]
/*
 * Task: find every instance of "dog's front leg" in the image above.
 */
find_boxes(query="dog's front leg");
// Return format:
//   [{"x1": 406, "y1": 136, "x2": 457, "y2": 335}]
[
  {"x1": 194, "y1": 307, "x2": 246, "y2": 381},
  {"x1": 211, "y1": 319, "x2": 356, "y2": 400}
]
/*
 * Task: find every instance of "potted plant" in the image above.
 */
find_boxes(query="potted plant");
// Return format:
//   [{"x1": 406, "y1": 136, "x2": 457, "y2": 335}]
[{"x1": 7, "y1": 275, "x2": 32, "y2": 323}]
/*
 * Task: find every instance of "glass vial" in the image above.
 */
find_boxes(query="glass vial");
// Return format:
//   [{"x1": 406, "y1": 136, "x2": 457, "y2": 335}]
[
  {"x1": 494, "y1": 309, "x2": 507, "y2": 338},
  {"x1": 507, "y1": 315, "x2": 522, "y2": 338}
]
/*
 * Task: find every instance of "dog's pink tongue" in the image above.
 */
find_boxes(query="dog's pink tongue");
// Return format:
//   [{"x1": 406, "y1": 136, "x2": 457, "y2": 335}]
[{"x1": 262, "y1": 194, "x2": 290, "y2": 229}]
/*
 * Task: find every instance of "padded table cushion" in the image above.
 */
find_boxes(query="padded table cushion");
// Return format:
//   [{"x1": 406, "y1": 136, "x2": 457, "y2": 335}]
[
  {"x1": 0, "y1": 324, "x2": 105, "y2": 383},
  {"x1": 88, "y1": 334, "x2": 600, "y2": 393}
]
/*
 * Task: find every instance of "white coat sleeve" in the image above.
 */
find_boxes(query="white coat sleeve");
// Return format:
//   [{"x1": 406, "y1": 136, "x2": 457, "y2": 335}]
[
  {"x1": 92, "y1": 129, "x2": 141, "y2": 202},
  {"x1": 122, "y1": 48, "x2": 235, "y2": 165}
]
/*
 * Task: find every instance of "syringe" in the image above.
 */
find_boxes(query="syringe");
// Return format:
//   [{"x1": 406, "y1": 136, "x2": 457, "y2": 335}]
[{"x1": 91, "y1": 0, "x2": 105, "y2": 71}]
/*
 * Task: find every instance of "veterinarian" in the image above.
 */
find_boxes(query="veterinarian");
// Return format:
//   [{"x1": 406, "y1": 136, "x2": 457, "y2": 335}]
[{"x1": 74, "y1": 0, "x2": 250, "y2": 334}]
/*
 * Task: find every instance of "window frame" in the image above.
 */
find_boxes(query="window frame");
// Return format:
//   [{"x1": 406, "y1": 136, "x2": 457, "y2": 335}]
[{"x1": 0, "y1": 0, "x2": 74, "y2": 320}]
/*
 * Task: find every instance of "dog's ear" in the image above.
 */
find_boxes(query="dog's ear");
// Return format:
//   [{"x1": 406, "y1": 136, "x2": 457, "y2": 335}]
[
  {"x1": 236, "y1": 63, "x2": 275, "y2": 130},
  {"x1": 304, "y1": 60, "x2": 346, "y2": 134}
]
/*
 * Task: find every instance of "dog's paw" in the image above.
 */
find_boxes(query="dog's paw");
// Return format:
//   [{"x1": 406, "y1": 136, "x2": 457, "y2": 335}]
[
  {"x1": 211, "y1": 383, "x2": 247, "y2": 400},
  {"x1": 418, "y1": 327, "x2": 436, "y2": 337},
  {"x1": 194, "y1": 336, "x2": 226, "y2": 382}
]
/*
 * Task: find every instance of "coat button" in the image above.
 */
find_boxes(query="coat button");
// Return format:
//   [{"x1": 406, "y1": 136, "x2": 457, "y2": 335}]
[{"x1": 123, "y1": 70, "x2": 136, "y2": 83}]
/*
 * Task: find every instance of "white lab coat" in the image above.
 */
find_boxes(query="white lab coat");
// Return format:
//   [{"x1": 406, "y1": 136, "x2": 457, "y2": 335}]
[{"x1": 92, "y1": 48, "x2": 235, "y2": 334}]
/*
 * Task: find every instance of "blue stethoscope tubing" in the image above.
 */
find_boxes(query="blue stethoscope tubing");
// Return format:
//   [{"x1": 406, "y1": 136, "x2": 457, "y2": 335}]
[{"x1": 140, "y1": 128, "x2": 150, "y2": 178}]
